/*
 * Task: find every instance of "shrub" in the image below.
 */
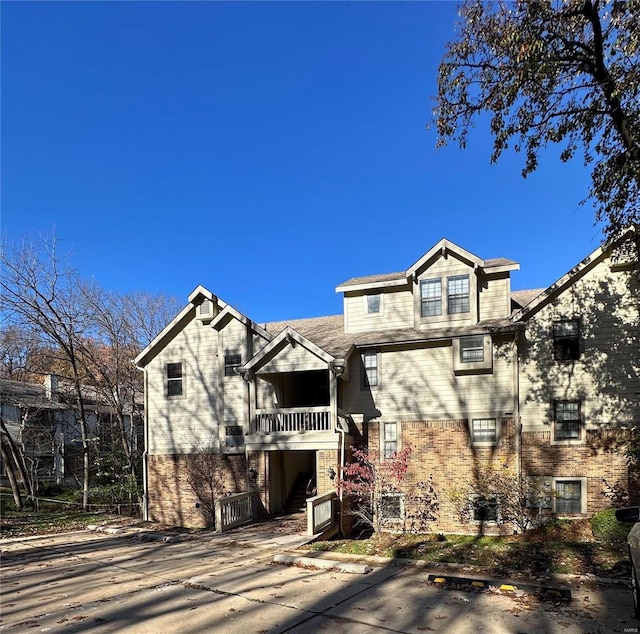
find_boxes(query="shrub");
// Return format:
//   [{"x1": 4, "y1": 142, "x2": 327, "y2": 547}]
[{"x1": 590, "y1": 508, "x2": 631, "y2": 544}]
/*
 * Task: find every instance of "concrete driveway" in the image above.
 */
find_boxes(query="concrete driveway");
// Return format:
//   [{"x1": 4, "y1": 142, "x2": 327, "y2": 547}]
[{"x1": 0, "y1": 520, "x2": 636, "y2": 633}]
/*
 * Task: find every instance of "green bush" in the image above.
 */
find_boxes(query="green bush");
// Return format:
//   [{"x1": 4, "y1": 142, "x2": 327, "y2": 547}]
[{"x1": 590, "y1": 508, "x2": 631, "y2": 544}]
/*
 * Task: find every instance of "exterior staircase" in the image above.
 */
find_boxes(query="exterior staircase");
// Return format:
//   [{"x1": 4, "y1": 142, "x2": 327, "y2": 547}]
[{"x1": 283, "y1": 472, "x2": 313, "y2": 514}]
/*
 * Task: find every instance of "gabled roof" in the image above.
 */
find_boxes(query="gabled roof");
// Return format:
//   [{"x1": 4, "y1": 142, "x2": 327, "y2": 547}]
[
  {"x1": 211, "y1": 304, "x2": 272, "y2": 341},
  {"x1": 335, "y1": 238, "x2": 518, "y2": 293},
  {"x1": 511, "y1": 224, "x2": 638, "y2": 321},
  {"x1": 406, "y1": 238, "x2": 483, "y2": 278},
  {"x1": 243, "y1": 326, "x2": 336, "y2": 374},
  {"x1": 135, "y1": 285, "x2": 228, "y2": 367}
]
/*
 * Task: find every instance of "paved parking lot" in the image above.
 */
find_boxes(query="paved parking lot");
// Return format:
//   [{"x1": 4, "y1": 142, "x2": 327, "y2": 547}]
[{"x1": 0, "y1": 522, "x2": 637, "y2": 633}]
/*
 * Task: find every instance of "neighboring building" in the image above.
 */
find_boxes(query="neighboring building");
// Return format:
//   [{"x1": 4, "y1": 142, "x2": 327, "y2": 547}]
[
  {"x1": 0, "y1": 375, "x2": 142, "y2": 490},
  {"x1": 135, "y1": 227, "x2": 639, "y2": 533}
]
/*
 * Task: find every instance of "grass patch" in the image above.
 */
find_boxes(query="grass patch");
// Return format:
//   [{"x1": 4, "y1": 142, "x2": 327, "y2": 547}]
[{"x1": 305, "y1": 520, "x2": 630, "y2": 578}]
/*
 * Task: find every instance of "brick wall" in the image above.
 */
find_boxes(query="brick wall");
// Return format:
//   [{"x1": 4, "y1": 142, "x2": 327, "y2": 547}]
[
  {"x1": 147, "y1": 453, "x2": 247, "y2": 528},
  {"x1": 522, "y1": 428, "x2": 629, "y2": 513},
  {"x1": 367, "y1": 419, "x2": 517, "y2": 535}
]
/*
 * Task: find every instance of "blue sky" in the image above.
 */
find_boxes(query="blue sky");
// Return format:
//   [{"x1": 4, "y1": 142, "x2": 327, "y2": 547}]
[{"x1": 2, "y1": 1, "x2": 604, "y2": 323}]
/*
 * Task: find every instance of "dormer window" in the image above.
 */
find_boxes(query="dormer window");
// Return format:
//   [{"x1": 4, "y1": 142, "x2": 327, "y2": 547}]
[
  {"x1": 366, "y1": 294, "x2": 381, "y2": 314},
  {"x1": 420, "y1": 278, "x2": 442, "y2": 317},
  {"x1": 447, "y1": 275, "x2": 470, "y2": 314}
]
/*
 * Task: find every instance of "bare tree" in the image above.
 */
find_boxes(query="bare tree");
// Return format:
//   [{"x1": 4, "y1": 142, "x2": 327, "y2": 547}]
[{"x1": 0, "y1": 236, "x2": 95, "y2": 509}]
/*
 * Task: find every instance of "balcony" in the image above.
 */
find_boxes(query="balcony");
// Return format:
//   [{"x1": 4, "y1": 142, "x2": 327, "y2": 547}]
[
  {"x1": 245, "y1": 406, "x2": 347, "y2": 451},
  {"x1": 253, "y1": 407, "x2": 331, "y2": 434}
]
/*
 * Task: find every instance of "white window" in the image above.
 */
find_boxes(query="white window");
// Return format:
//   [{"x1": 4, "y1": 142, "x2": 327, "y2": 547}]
[
  {"x1": 224, "y1": 425, "x2": 244, "y2": 450},
  {"x1": 166, "y1": 362, "x2": 183, "y2": 397},
  {"x1": 553, "y1": 318, "x2": 580, "y2": 361},
  {"x1": 420, "y1": 278, "x2": 442, "y2": 317},
  {"x1": 447, "y1": 275, "x2": 470, "y2": 314},
  {"x1": 554, "y1": 400, "x2": 581, "y2": 441},
  {"x1": 383, "y1": 422, "x2": 398, "y2": 458},
  {"x1": 224, "y1": 354, "x2": 242, "y2": 377},
  {"x1": 471, "y1": 418, "x2": 497, "y2": 444},
  {"x1": 452, "y1": 335, "x2": 492, "y2": 373},
  {"x1": 553, "y1": 478, "x2": 587, "y2": 515},
  {"x1": 361, "y1": 350, "x2": 378, "y2": 388},
  {"x1": 461, "y1": 336, "x2": 484, "y2": 363},
  {"x1": 366, "y1": 294, "x2": 381, "y2": 314}
]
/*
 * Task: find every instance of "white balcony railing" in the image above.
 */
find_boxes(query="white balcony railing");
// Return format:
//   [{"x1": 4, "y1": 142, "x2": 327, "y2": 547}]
[
  {"x1": 215, "y1": 492, "x2": 257, "y2": 532},
  {"x1": 306, "y1": 491, "x2": 336, "y2": 536},
  {"x1": 253, "y1": 407, "x2": 331, "y2": 434}
]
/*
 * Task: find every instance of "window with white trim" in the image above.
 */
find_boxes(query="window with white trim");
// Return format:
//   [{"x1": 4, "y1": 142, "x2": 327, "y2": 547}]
[
  {"x1": 555, "y1": 480, "x2": 583, "y2": 514},
  {"x1": 166, "y1": 362, "x2": 183, "y2": 397},
  {"x1": 420, "y1": 278, "x2": 442, "y2": 317},
  {"x1": 447, "y1": 274, "x2": 470, "y2": 314},
  {"x1": 366, "y1": 294, "x2": 381, "y2": 314},
  {"x1": 553, "y1": 318, "x2": 580, "y2": 361},
  {"x1": 471, "y1": 418, "x2": 497, "y2": 444},
  {"x1": 361, "y1": 350, "x2": 378, "y2": 388},
  {"x1": 452, "y1": 335, "x2": 492, "y2": 373},
  {"x1": 383, "y1": 422, "x2": 398, "y2": 459},
  {"x1": 224, "y1": 354, "x2": 242, "y2": 377},
  {"x1": 461, "y1": 336, "x2": 484, "y2": 363},
  {"x1": 224, "y1": 425, "x2": 244, "y2": 450},
  {"x1": 554, "y1": 400, "x2": 581, "y2": 441}
]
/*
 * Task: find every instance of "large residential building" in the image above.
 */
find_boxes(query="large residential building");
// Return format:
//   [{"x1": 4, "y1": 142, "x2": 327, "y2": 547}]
[{"x1": 135, "y1": 227, "x2": 639, "y2": 533}]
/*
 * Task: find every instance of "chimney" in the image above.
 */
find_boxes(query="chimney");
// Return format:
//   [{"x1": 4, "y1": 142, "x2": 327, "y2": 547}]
[{"x1": 44, "y1": 374, "x2": 58, "y2": 402}]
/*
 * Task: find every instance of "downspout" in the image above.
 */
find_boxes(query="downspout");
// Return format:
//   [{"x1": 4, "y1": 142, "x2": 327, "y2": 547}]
[
  {"x1": 513, "y1": 329, "x2": 521, "y2": 528},
  {"x1": 337, "y1": 419, "x2": 346, "y2": 537},
  {"x1": 137, "y1": 363, "x2": 149, "y2": 522}
]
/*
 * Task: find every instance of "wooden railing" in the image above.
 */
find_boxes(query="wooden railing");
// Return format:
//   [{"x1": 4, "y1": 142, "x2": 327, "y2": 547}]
[
  {"x1": 306, "y1": 491, "x2": 336, "y2": 536},
  {"x1": 215, "y1": 492, "x2": 257, "y2": 533},
  {"x1": 253, "y1": 407, "x2": 331, "y2": 433}
]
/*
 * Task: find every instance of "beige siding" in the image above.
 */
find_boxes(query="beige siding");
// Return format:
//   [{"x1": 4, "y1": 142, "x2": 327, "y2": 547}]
[
  {"x1": 259, "y1": 343, "x2": 327, "y2": 374},
  {"x1": 479, "y1": 273, "x2": 510, "y2": 320},
  {"x1": 219, "y1": 319, "x2": 247, "y2": 431},
  {"x1": 519, "y1": 257, "x2": 640, "y2": 430},
  {"x1": 146, "y1": 313, "x2": 221, "y2": 454},
  {"x1": 343, "y1": 286, "x2": 413, "y2": 334},
  {"x1": 341, "y1": 340, "x2": 515, "y2": 421}
]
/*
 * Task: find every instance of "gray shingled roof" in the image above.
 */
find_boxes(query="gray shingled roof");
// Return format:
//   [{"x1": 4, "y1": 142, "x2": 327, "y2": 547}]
[
  {"x1": 336, "y1": 271, "x2": 406, "y2": 289},
  {"x1": 511, "y1": 288, "x2": 545, "y2": 309},
  {"x1": 0, "y1": 379, "x2": 67, "y2": 410},
  {"x1": 264, "y1": 313, "x2": 521, "y2": 359},
  {"x1": 265, "y1": 315, "x2": 352, "y2": 358},
  {"x1": 337, "y1": 257, "x2": 518, "y2": 289}
]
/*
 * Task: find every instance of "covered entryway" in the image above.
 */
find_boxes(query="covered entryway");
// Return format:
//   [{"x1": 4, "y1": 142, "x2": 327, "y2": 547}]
[{"x1": 268, "y1": 449, "x2": 316, "y2": 515}]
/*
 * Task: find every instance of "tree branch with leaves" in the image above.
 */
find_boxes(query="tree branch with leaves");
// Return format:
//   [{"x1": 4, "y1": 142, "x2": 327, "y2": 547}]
[{"x1": 434, "y1": 0, "x2": 639, "y2": 237}]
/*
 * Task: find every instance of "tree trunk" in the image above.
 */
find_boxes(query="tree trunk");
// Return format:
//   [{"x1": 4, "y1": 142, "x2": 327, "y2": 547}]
[
  {"x1": 0, "y1": 437, "x2": 23, "y2": 510},
  {"x1": 0, "y1": 416, "x2": 34, "y2": 501}
]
